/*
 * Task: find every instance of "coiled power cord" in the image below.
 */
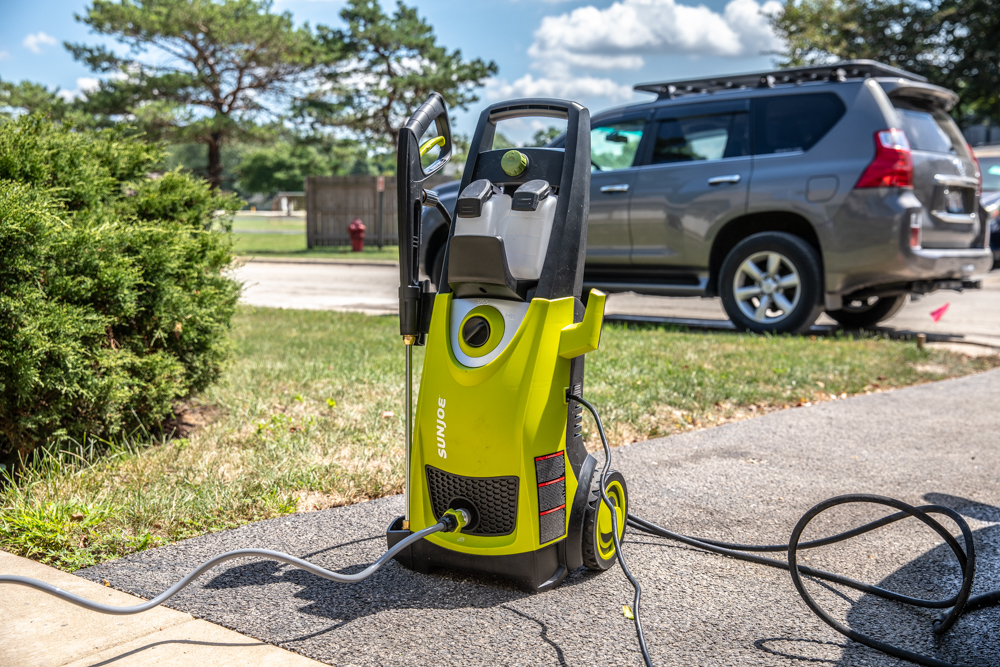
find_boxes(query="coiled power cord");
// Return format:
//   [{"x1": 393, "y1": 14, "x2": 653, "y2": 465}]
[
  {"x1": 569, "y1": 394, "x2": 1000, "y2": 667},
  {"x1": 0, "y1": 510, "x2": 468, "y2": 615}
]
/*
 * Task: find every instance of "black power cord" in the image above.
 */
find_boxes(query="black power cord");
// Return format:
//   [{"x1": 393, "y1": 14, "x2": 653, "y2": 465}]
[
  {"x1": 571, "y1": 394, "x2": 1000, "y2": 667},
  {"x1": 569, "y1": 394, "x2": 654, "y2": 667}
]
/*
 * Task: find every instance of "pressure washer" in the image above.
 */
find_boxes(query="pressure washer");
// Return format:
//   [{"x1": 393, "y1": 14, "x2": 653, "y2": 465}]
[{"x1": 1, "y1": 93, "x2": 998, "y2": 667}]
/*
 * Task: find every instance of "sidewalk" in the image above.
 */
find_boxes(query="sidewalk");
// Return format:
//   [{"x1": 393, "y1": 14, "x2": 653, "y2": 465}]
[{"x1": 0, "y1": 550, "x2": 325, "y2": 667}]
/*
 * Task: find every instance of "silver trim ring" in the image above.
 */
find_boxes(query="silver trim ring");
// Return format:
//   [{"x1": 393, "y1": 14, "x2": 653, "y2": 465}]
[{"x1": 733, "y1": 251, "x2": 801, "y2": 324}]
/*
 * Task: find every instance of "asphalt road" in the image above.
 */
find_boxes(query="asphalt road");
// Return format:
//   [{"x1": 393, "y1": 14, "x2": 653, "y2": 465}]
[
  {"x1": 234, "y1": 260, "x2": 1000, "y2": 350},
  {"x1": 80, "y1": 369, "x2": 1000, "y2": 666}
]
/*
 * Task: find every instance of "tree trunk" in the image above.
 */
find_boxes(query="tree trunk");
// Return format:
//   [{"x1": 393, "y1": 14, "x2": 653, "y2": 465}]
[{"x1": 206, "y1": 132, "x2": 223, "y2": 190}]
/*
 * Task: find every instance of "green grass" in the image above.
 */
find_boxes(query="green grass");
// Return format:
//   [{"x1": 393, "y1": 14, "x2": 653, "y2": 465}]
[
  {"x1": 233, "y1": 231, "x2": 399, "y2": 261},
  {"x1": 2, "y1": 308, "x2": 997, "y2": 571},
  {"x1": 231, "y1": 215, "x2": 305, "y2": 233}
]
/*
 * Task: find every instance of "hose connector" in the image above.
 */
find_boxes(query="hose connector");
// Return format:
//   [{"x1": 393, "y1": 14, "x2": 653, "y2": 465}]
[{"x1": 441, "y1": 508, "x2": 471, "y2": 533}]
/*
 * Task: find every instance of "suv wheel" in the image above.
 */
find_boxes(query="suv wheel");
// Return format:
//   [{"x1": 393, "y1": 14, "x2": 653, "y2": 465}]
[
  {"x1": 719, "y1": 232, "x2": 823, "y2": 334},
  {"x1": 826, "y1": 294, "x2": 906, "y2": 329}
]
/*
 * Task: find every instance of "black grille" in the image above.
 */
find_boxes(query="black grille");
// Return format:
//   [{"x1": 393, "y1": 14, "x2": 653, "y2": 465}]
[
  {"x1": 425, "y1": 465, "x2": 518, "y2": 536},
  {"x1": 539, "y1": 508, "x2": 566, "y2": 545},
  {"x1": 537, "y1": 479, "x2": 566, "y2": 513},
  {"x1": 534, "y1": 452, "x2": 564, "y2": 484}
]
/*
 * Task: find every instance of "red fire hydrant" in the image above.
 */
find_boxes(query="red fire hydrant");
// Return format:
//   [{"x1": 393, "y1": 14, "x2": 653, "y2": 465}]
[{"x1": 348, "y1": 218, "x2": 366, "y2": 252}]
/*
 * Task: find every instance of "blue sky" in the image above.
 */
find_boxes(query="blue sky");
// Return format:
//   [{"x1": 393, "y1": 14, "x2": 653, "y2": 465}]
[{"x1": 0, "y1": 0, "x2": 784, "y2": 141}]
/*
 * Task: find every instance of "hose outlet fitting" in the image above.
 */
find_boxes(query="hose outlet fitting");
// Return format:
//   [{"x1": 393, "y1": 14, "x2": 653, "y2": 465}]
[{"x1": 441, "y1": 508, "x2": 471, "y2": 533}]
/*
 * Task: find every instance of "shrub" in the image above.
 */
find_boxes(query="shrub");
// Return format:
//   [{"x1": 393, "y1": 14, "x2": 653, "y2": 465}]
[{"x1": 0, "y1": 115, "x2": 241, "y2": 462}]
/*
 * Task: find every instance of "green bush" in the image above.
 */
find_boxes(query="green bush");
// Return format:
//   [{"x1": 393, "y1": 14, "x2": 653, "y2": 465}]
[{"x1": 0, "y1": 115, "x2": 241, "y2": 462}]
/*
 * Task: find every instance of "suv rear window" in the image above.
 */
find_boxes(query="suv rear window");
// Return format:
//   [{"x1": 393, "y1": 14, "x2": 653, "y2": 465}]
[
  {"x1": 893, "y1": 104, "x2": 964, "y2": 155},
  {"x1": 752, "y1": 93, "x2": 846, "y2": 155}
]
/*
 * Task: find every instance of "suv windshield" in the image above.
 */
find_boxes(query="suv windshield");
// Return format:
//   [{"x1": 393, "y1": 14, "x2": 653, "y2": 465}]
[{"x1": 980, "y1": 158, "x2": 1000, "y2": 192}]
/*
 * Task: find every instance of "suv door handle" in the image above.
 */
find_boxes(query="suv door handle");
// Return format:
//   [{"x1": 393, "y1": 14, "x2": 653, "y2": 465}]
[
  {"x1": 708, "y1": 175, "x2": 741, "y2": 185},
  {"x1": 600, "y1": 184, "x2": 630, "y2": 193}
]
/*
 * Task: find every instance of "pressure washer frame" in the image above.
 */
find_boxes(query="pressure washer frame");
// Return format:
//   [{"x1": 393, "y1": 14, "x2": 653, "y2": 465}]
[{"x1": 386, "y1": 96, "x2": 615, "y2": 591}]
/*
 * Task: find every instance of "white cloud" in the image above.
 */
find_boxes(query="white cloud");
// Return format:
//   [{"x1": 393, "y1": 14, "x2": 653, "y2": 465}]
[
  {"x1": 57, "y1": 77, "x2": 101, "y2": 102},
  {"x1": 0, "y1": 50, "x2": 9, "y2": 61},
  {"x1": 529, "y1": 0, "x2": 783, "y2": 71},
  {"x1": 485, "y1": 73, "x2": 634, "y2": 103},
  {"x1": 23, "y1": 31, "x2": 58, "y2": 54},
  {"x1": 486, "y1": 0, "x2": 782, "y2": 111}
]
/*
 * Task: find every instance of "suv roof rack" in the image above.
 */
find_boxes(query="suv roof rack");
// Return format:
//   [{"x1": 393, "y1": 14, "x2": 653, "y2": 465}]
[{"x1": 634, "y1": 60, "x2": 927, "y2": 100}]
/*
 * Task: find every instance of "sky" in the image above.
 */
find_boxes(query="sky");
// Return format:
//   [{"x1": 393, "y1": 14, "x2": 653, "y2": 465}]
[{"x1": 0, "y1": 0, "x2": 785, "y2": 142}]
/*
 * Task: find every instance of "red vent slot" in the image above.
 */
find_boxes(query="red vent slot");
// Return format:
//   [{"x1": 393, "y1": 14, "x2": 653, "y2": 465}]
[{"x1": 539, "y1": 504, "x2": 566, "y2": 516}]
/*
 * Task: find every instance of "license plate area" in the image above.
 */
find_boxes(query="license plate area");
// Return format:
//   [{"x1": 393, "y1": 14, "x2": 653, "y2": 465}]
[{"x1": 943, "y1": 188, "x2": 965, "y2": 214}]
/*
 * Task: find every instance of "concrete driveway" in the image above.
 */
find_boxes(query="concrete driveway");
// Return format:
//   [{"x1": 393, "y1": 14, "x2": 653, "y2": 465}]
[
  {"x1": 79, "y1": 369, "x2": 1000, "y2": 666},
  {"x1": 234, "y1": 259, "x2": 1000, "y2": 349}
]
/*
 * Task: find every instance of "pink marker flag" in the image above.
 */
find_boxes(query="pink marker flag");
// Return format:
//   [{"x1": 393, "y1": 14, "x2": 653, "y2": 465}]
[{"x1": 930, "y1": 303, "x2": 950, "y2": 323}]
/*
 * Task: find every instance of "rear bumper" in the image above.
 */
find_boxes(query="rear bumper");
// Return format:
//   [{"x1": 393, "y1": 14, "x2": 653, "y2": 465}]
[{"x1": 823, "y1": 189, "x2": 993, "y2": 301}]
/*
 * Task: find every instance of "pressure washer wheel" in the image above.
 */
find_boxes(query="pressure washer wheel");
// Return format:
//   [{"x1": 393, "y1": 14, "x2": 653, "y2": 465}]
[{"x1": 582, "y1": 470, "x2": 628, "y2": 571}]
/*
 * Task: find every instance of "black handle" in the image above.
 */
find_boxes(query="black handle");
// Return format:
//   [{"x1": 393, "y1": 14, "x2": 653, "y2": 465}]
[
  {"x1": 445, "y1": 98, "x2": 590, "y2": 301},
  {"x1": 396, "y1": 92, "x2": 452, "y2": 338}
]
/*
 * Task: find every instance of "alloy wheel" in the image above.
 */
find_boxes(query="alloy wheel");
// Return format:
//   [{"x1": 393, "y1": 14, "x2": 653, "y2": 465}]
[{"x1": 732, "y1": 251, "x2": 801, "y2": 324}]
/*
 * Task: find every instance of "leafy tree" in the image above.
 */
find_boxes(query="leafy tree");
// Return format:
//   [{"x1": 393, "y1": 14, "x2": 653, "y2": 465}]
[
  {"x1": 236, "y1": 138, "x2": 391, "y2": 195},
  {"x1": 302, "y1": 0, "x2": 498, "y2": 148},
  {"x1": 0, "y1": 81, "x2": 74, "y2": 122},
  {"x1": 492, "y1": 132, "x2": 516, "y2": 150},
  {"x1": 771, "y1": 0, "x2": 1000, "y2": 124},
  {"x1": 531, "y1": 126, "x2": 564, "y2": 147},
  {"x1": 68, "y1": 0, "x2": 325, "y2": 188}
]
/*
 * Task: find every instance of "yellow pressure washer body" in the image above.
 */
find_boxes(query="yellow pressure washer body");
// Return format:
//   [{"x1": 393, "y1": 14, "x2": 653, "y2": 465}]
[{"x1": 387, "y1": 94, "x2": 628, "y2": 592}]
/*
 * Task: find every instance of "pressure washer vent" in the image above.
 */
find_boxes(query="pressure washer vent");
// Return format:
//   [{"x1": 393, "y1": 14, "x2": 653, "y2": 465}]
[
  {"x1": 535, "y1": 452, "x2": 567, "y2": 545},
  {"x1": 425, "y1": 466, "x2": 518, "y2": 536}
]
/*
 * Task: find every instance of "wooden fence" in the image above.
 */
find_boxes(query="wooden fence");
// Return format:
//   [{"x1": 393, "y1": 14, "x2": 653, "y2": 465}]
[
  {"x1": 305, "y1": 175, "x2": 397, "y2": 248},
  {"x1": 305, "y1": 173, "x2": 457, "y2": 248}
]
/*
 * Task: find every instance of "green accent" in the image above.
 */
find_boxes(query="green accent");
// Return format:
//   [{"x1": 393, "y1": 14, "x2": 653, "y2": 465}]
[
  {"x1": 420, "y1": 135, "x2": 445, "y2": 157},
  {"x1": 501, "y1": 150, "x2": 528, "y2": 177},
  {"x1": 597, "y1": 479, "x2": 626, "y2": 560},
  {"x1": 559, "y1": 289, "x2": 607, "y2": 359},
  {"x1": 458, "y1": 305, "x2": 505, "y2": 358},
  {"x1": 443, "y1": 507, "x2": 470, "y2": 531},
  {"x1": 408, "y1": 291, "x2": 603, "y2": 557}
]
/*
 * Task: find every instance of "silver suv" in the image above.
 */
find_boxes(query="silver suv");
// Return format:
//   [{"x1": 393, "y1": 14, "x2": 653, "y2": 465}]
[{"x1": 421, "y1": 61, "x2": 992, "y2": 333}]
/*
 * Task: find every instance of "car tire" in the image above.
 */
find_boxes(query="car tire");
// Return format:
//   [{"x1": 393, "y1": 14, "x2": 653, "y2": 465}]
[
  {"x1": 826, "y1": 294, "x2": 906, "y2": 329},
  {"x1": 719, "y1": 232, "x2": 823, "y2": 334}
]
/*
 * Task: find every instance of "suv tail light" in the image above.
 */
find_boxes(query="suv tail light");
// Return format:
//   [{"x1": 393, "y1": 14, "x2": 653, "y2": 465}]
[{"x1": 856, "y1": 129, "x2": 913, "y2": 189}]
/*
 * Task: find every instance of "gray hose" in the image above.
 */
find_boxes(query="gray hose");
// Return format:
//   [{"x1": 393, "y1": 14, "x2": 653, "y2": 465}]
[{"x1": 0, "y1": 521, "x2": 446, "y2": 615}]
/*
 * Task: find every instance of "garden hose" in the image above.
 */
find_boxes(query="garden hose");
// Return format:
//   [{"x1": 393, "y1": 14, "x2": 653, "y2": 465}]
[
  {"x1": 0, "y1": 511, "x2": 467, "y2": 616},
  {"x1": 571, "y1": 395, "x2": 1000, "y2": 667}
]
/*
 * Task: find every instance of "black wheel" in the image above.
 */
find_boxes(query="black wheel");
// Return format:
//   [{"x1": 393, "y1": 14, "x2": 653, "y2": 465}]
[
  {"x1": 719, "y1": 232, "x2": 823, "y2": 334},
  {"x1": 582, "y1": 470, "x2": 628, "y2": 571},
  {"x1": 430, "y1": 244, "x2": 447, "y2": 290},
  {"x1": 826, "y1": 294, "x2": 906, "y2": 328}
]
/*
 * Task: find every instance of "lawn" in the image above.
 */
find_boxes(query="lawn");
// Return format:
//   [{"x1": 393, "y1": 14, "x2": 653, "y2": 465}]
[
  {"x1": 2, "y1": 307, "x2": 997, "y2": 571},
  {"x1": 229, "y1": 214, "x2": 400, "y2": 261}
]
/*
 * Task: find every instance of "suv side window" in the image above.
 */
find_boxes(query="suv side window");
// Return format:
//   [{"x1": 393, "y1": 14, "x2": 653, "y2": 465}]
[
  {"x1": 650, "y1": 113, "x2": 749, "y2": 164},
  {"x1": 752, "y1": 93, "x2": 846, "y2": 155},
  {"x1": 591, "y1": 119, "x2": 645, "y2": 171}
]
